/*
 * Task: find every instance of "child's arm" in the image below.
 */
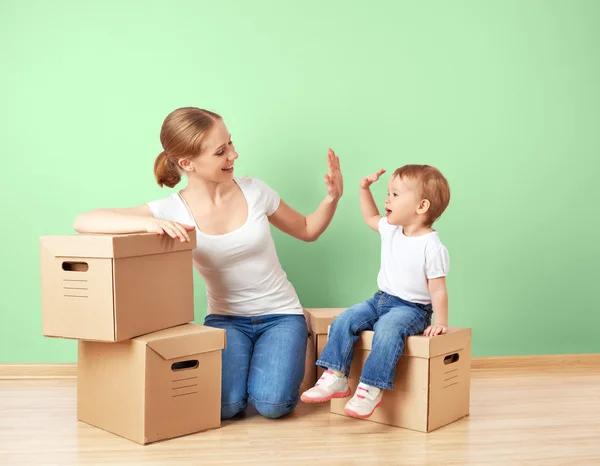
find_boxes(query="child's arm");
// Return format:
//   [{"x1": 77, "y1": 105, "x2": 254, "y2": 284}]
[
  {"x1": 359, "y1": 169, "x2": 386, "y2": 232},
  {"x1": 424, "y1": 277, "x2": 448, "y2": 336}
]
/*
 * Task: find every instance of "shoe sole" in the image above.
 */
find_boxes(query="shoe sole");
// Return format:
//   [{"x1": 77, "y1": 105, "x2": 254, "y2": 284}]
[
  {"x1": 343, "y1": 400, "x2": 383, "y2": 419},
  {"x1": 300, "y1": 389, "x2": 351, "y2": 404}
]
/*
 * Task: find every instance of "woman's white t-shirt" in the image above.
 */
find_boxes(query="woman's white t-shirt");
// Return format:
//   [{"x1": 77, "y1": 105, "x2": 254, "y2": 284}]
[{"x1": 147, "y1": 176, "x2": 303, "y2": 317}]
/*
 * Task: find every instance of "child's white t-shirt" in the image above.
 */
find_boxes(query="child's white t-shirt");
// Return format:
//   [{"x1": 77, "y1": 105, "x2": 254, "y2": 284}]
[
  {"x1": 377, "y1": 217, "x2": 450, "y2": 305},
  {"x1": 147, "y1": 176, "x2": 303, "y2": 317}
]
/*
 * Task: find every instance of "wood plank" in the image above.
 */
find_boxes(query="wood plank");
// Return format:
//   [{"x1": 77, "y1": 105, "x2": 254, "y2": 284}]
[{"x1": 0, "y1": 369, "x2": 599, "y2": 464}]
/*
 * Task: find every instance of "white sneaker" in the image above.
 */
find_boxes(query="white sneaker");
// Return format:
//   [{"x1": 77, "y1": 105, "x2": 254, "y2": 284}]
[
  {"x1": 300, "y1": 370, "x2": 351, "y2": 403},
  {"x1": 343, "y1": 383, "x2": 383, "y2": 418}
]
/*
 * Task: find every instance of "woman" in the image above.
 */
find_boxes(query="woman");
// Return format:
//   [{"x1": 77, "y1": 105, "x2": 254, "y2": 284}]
[{"x1": 73, "y1": 107, "x2": 344, "y2": 419}]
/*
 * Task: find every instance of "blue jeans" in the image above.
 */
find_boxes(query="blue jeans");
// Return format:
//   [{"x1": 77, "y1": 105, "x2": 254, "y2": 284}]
[
  {"x1": 204, "y1": 313, "x2": 308, "y2": 420},
  {"x1": 316, "y1": 291, "x2": 432, "y2": 390}
]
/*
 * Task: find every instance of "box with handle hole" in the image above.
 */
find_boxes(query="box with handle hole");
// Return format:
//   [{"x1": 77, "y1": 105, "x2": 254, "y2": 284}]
[
  {"x1": 39, "y1": 231, "x2": 197, "y2": 341},
  {"x1": 300, "y1": 308, "x2": 345, "y2": 393},
  {"x1": 77, "y1": 323, "x2": 226, "y2": 445},
  {"x1": 330, "y1": 327, "x2": 472, "y2": 432}
]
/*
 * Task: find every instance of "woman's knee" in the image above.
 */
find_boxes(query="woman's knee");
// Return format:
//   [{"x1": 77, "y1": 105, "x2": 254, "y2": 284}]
[
  {"x1": 221, "y1": 399, "x2": 247, "y2": 420},
  {"x1": 249, "y1": 396, "x2": 298, "y2": 419}
]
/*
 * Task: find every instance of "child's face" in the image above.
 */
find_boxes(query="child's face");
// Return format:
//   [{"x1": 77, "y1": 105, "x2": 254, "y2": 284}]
[{"x1": 384, "y1": 175, "x2": 422, "y2": 226}]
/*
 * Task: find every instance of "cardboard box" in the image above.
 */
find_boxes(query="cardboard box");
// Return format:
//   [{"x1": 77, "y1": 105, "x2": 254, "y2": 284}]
[
  {"x1": 300, "y1": 308, "x2": 344, "y2": 391},
  {"x1": 299, "y1": 329, "x2": 317, "y2": 393},
  {"x1": 40, "y1": 231, "x2": 197, "y2": 341},
  {"x1": 331, "y1": 327, "x2": 472, "y2": 432},
  {"x1": 77, "y1": 323, "x2": 226, "y2": 445}
]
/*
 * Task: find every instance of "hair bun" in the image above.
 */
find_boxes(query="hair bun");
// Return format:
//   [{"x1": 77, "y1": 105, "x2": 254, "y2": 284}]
[{"x1": 154, "y1": 151, "x2": 181, "y2": 188}]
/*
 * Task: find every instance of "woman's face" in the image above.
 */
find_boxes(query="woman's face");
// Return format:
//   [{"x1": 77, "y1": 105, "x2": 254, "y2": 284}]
[{"x1": 182, "y1": 118, "x2": 238, "y2": 182}]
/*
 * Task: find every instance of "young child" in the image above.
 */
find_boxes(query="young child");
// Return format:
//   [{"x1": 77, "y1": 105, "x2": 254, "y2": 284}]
[{"x1": 300, "y1": 164, "x2": 451, "y2": 419}]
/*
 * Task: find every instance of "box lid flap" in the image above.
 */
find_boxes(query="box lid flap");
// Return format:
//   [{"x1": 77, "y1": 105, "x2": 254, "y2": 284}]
[
  {"x1": 140, "y1": 324, "x2": 226, "y2": 360},
  {"x1": 39, "y1": 230, "x2": 197, "y2": 259},
  {"x1": 355, "y1": 327, "x2": 472, "y2": 358},
  {"x1": 304, "y1": 308, "x2": 345, "y2": 334}
]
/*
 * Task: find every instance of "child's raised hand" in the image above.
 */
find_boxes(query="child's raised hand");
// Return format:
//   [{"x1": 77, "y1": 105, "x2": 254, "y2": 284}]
[
  {"x1": 360, "y1": 169, "x2": 386, "y2": 189},
  {"x1": 424, "y1": 324, "x2": 447, "y2": 337}
]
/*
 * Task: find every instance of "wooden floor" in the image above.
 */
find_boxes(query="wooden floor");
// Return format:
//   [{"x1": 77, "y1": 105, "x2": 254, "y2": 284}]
[{"x1": 1, "y1": 367, "x2": 599, "y2": 465}]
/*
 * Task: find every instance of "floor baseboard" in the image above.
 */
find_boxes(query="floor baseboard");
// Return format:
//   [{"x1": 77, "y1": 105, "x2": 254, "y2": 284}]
[
  {"x1": 1, "y1": 354, "x2": 599, "y2": 378},
  {"x1": 0, "y1": 364, "x2": 77, "y2": 378},
  {"x1": 470, "y1": 353, "x2": 600, "y2": 370}
]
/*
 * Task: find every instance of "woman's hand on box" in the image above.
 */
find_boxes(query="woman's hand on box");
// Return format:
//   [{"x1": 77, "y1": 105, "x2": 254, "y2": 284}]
[{"x1": 146, "y1": 218, "x2": 195, "y2": 242}]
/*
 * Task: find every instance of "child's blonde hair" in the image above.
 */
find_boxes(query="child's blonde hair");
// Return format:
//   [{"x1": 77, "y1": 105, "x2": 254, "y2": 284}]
[{"x1": 393, "y1": 165, "x2": 450, "y2": 226}]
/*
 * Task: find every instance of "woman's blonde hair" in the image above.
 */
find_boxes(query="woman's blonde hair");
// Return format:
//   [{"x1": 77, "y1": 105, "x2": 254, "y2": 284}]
[{"x1": 154, "y1": 107, "x2": 222, "y2": 188}]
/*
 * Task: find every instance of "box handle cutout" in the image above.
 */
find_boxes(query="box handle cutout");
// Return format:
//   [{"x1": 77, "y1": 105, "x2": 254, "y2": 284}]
[
  {"x1": 171, "y1": 360, "x2": 199, "y2": 371},
  {"x1": 444, "y1": 353, "x2": 459, "y2": 365},
  {"x1": 62, "y1": 261, "x2": 89, "y2": 272}
]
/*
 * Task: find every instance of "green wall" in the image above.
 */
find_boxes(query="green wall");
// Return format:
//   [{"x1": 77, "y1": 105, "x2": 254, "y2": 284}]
[{"x1": 1, "y1": 0, "x2": 599, "y2": 362}]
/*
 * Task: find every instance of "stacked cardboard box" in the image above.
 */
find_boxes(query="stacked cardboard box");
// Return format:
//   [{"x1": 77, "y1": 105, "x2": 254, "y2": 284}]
[{"x1": 40, "y1": 231, "x2": 225, "y2": 444}]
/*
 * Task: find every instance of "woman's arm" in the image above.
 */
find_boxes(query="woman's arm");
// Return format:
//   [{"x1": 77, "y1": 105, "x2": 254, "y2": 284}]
[
  {"x1": 73, "y1": 204, "x2": 195, "y2": 242},
  {"x1": 268, "y1": 149, "x2": 343, "y2": 242}
]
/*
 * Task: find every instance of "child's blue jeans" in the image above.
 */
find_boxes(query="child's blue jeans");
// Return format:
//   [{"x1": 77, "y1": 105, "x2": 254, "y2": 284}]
[{"x1": 316, "y1": 291, "x2": 432, "y2": 390}]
